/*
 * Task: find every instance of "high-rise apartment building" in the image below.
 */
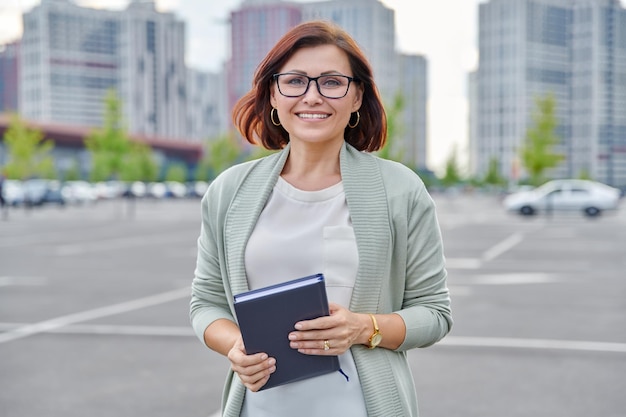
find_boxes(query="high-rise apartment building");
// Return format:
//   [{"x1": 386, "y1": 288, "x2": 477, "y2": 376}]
[
  {"x1": 187, "y1": 68, "x2": 228, "y2": 141},
  {"x1": 0, "y1": 41, "x2": 20, "y2": 113},
  {"x1": 397, "y1": 54, "x2": 428, "y2": 169},
  {"x1": 20, "y1": 0, "x2": 120, "y2": 127},
  {"x1": 120, "y1": 1, "x2": 187, "y2": 139},
  {"x1": 472, "y1": 0, "x2": 626, "y2": 187},
  {"x1": 570, "y1": 0, "x2": 626, "y2": 188},
  {"x1": 19, "y1": 0, "x2": 188, "y2": 140}
]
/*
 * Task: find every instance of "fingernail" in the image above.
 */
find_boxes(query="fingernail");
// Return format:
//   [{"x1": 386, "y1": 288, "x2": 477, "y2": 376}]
[
  {"x1": 288, "y1": 333, "x2": 296, "y2": 340},
  {"x1": 268, "y1": 358, "x2": 276, "y2": 366},
  {"x1": 295, "y1": 323, "x2": 302, "y2": 330},
  {"x1": 260, "y1": 354, "x2": 268, "y2": 360}
]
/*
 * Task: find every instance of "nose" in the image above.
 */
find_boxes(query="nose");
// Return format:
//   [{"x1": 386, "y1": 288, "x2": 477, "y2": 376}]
[{"x1": 302, "y1": 79, "x2": 323, "y2": 102}]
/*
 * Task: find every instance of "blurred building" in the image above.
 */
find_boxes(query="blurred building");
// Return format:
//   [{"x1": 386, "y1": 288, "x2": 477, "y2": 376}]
[
  {"x1": 570, "y1": 0, "x2": 626, "y2": 188},
  {"x1": 397, "y1": 54, "x2": 428, "y2": 169},
  {"x1": 471, "y1": 0, "x2": 626, "y2": 187},
  {"x1": 187, "y1": 68, "x2": 228, "y2": 141},
  {"x1": 120, "y1": 0, "x2": 187, "y2": 140},
  {"x1": 0, "y1": 41, "x2": 20, "y2": 113},
  {"x1": 19, "y1": 0, "x2": 188, "y2": 140}
]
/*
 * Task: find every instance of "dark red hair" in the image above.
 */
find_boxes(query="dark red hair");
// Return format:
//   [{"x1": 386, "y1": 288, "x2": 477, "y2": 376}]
[{"x1": 232, "y1": 20, "x2": 387, "y2": 152}]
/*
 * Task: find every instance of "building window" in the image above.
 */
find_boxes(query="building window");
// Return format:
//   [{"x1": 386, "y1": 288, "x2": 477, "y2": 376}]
[{"x1": 146, "y1": 21, "x2": 156, "y2": 53}]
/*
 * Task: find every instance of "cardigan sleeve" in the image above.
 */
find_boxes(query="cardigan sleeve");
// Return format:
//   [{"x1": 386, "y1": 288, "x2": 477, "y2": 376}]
[
  {"x1": 189, "y1": 152, "x2": 288, "y2": 348},
  {"x1": 394, "y1": 182, "x2": 452, "y2": 350},
  {"x1": 189, "y1": 182, "x2": 237, "y2": 346}
]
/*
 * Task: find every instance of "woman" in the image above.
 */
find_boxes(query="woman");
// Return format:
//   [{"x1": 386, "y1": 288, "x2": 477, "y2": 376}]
[{"x1": 190, "y1": 20, "x2": 452, "y2": 416}]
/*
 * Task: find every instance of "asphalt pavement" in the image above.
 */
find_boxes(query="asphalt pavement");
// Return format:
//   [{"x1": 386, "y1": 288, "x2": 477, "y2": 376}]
[{"x1": 1, "y1": 194, "x2": 625, "y2": 417}]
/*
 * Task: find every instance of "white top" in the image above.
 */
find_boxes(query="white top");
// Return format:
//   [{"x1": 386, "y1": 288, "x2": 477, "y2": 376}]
[{"x1": 242, "y1": 176, "x2": 367, "y2": 417}]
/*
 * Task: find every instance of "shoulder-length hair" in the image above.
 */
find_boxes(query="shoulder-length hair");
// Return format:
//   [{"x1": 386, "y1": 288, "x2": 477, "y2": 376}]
[{"x1": 232, "y1": 20, "x2": 387, "y2": 152}]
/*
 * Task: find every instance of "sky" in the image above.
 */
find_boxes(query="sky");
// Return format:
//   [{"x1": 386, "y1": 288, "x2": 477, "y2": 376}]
[{"x1": 0, "y1": 0, "x2": 491, "y2": 171}]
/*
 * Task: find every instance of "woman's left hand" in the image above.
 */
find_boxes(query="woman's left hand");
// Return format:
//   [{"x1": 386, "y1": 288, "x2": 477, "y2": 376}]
[{"x1": 288, "y1": 303, "x2": 367, "y2": 355}]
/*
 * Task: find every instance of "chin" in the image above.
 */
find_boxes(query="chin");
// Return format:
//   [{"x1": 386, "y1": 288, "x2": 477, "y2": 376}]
[{"x1": 291, "y1": 133, "x2": 344, "y2": 146}]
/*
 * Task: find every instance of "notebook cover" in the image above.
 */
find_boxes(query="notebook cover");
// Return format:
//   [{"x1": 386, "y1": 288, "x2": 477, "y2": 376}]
[{"x1": 233, "y1": 273, "x2": 340, "y2": 390}]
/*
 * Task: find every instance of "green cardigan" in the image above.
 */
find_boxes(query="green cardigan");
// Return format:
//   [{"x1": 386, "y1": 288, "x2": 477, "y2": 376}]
[{"x1": 190, "y1": 142, "x2": 452, "y2": 416}]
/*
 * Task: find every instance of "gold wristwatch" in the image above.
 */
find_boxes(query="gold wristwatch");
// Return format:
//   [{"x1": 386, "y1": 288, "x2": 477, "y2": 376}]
[{"x1": 367, "y1": 314, "x2": 382, "y2": 349}]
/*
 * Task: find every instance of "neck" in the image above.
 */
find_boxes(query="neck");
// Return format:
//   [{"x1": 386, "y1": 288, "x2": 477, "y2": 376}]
[{"x1": 281, "y1": 141, "x2": 343, "y2": 191}]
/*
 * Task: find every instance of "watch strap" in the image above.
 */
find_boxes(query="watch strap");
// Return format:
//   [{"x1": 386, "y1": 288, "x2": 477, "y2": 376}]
[{"x1": 367, "y1": 314, "x2": 381, "y2": 349}]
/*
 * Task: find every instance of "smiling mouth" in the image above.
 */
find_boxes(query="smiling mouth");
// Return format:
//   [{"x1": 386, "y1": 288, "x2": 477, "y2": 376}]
[{"x1": 297, "y1": 113, "x2": 329, "y2": 120}]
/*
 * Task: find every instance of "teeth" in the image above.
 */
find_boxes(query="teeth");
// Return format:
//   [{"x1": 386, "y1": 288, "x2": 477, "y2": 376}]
[{"x1": 298, "y1": 113, "x2": 328, "y2": 119}]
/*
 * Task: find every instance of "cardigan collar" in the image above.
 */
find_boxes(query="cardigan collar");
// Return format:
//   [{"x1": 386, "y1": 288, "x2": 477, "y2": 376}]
[{"x1": 224, "y1": 142, "x2": 391, "y2": 312}]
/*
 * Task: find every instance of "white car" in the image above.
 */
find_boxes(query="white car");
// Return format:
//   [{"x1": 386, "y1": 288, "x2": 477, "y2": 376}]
[
  {"x1": 503, "y1": 179, "x2": 622, "y2": 217},
  {"x1": 61, "y1": 181, "x2": 98, "y2": 205},
  {"x1": 3, "y1": 179, "x2": 25, "y2": 206}
]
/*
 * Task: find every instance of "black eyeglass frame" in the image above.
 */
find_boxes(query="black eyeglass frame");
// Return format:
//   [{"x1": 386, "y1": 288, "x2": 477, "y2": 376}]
[{"x1": 272, "y1": 73, "x2": 359, "y2": 99}]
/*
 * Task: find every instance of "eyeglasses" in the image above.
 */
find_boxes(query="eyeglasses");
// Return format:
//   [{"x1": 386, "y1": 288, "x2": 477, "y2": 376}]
[{"x1": 273, "y1": 72, "x2": 358, "y2": 99}]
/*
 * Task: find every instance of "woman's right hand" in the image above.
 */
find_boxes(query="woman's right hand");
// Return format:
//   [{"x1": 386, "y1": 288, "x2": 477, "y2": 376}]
[{"x1": 227, "y1": 336, "x2": 276, "y2": 392}]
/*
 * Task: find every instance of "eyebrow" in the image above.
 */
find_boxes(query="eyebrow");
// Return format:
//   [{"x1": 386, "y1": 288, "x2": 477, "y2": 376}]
[{"x1": 282, "y1": 70, "x2": 350, "y2": 76}]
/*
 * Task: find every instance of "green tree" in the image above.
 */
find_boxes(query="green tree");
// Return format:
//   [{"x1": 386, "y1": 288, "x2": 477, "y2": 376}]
[
  {"x1": 194, "y1": 157, "x2": 212, "y2": 182},
  {"x1": 195, "y1": 132, "x2": 242, "y2": 181},
  {"x1": 85, "y1": 89, "x2": 132, "y2": 181},
  {"x1": 120, "y1": 142, "x2": 158, "y2": 182},
  {"x1": 576, "y1": 168, "x2": 592, "y2": 181},
  {"x1": 377, "y1": 91, "x2": 405, "y2": 162},
  {"x1": 519, "y1": 93, "x2": 564, "y2": 186},
  {"x1": 483, "y1": 157, "x2": 506, "y2": 186},
  {"x1": 2, "y1": 114, "x2": 55, "y2": 179},
  {"x1": 164, "y1": 162, "x2": 188, "y2": 183},
  {"x1": 63, "y1": 158, "x2": 82, "y2": 181},
  {"x1": 245, "y1": 145, "x2": 275, "y2": 162},
  {"x1": 441, "y1": 145, "x2": 463, "y2": 187}
]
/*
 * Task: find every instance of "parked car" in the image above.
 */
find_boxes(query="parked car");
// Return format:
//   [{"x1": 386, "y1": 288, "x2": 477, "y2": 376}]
[
  {"x1": 22, "y1": 179, "x2": 66, "y2": 206},
  {"x1": 186, "y1": 181, "x2": 209, "y2": 198},
  {"x1": 165, "y1": 181, "x2": 187, "y2": 198},
  {"x1": 61, "y1": 181, "x2": 98, "y2": 205},
  {"x1": 3, "y1": 179, "x2": 25, "y2": 206},
  {"x1": 146, "y1": 182, "x2": 167, "y2": 199},
  {"x1": 503, "y1": 179, "x2": 622, "y2": 217},
  {"x1": 93, "y1": 181, "x2": 126, "y2": 200},
  {"x1": 122, "y1": 181, "x2": 148, "y2": 198}
]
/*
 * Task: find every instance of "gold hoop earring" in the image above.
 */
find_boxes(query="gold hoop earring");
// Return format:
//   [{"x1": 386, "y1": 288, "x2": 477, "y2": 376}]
[
  {"x1": 348, "y1": 111, "x2": 360, "y2": 128},
  {"x1": 271, "y1": 108, "x2": 281, "y2": 126}
]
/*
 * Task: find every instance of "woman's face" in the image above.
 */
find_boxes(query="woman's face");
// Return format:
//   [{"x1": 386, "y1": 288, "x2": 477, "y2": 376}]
[{"x1": 270, "y1": 44, "x2": 363, "y2": 148}]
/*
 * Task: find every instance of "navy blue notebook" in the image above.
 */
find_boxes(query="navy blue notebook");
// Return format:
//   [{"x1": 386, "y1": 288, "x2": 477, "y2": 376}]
[{"x1": 233, "y1": 273, "x2": 340, "y2": 390}]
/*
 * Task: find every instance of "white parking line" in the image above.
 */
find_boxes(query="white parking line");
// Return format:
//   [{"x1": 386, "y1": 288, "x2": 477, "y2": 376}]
[
  {"x1": 0, "y1": 276, "x2": 47, "y2": 287},
  {"x1": 0, "y1": 322, "x2": 195, "y2": 337},
  {"x1": 482, "y1": 232, "x2": 524, "y2": 262},
  {"x1": 2, "y1": 319, "x2": 624, "y2": 355},
  {"x1": 0, "y1": 287, "x2": 191, "y2": 344},
  {"x1": 445, "y1": 258, "x2": 482, "y2": 269},
  {"x1": 441, "y1": 336, "x2": 626, "y2": 353},
  {"x1": 470, "y1": 273, "x2": 558, "y2": 285},
  {"x1": 55, "y1": 234, "x2": 192, "y2": 256}
]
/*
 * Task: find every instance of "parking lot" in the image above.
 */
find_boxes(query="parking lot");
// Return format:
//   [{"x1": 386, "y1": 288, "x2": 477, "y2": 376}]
[{"x1": 1, "y1": 193, "x2": 625, "y2": 417}]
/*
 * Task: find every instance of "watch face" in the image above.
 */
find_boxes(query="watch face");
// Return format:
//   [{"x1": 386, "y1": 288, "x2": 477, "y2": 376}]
[{"x1": 371, "y1": 333, "x2": 382, "y2": 347}]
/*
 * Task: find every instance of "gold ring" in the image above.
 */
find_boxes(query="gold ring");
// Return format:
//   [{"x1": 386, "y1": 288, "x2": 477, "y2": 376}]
[{"x1": 323, "y1": 340, "x2": 330, "y2": 351}]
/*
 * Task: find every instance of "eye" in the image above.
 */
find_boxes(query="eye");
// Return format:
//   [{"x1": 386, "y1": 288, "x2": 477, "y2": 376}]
[
  {"x1": 319, "y1": 76, "x2": 345, "y2": 88},
  {"x1": 283, "y1": 75, "x2": 308, "y2": 86}
]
